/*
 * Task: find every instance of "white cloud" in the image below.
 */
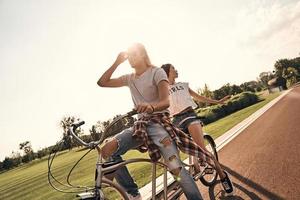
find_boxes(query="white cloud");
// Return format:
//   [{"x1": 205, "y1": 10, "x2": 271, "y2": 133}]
[{"x1": 235, "y1": 0, "x2": 300, "y2": 55}]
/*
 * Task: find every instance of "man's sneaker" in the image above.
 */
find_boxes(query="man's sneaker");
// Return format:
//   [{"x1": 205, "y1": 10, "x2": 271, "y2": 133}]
[
  {"x1": 127, "y1": 193, "x2": 142, "y2": 200},
  {"x1": 220, "y1": 170, "x2": 234, "y2": 195}
]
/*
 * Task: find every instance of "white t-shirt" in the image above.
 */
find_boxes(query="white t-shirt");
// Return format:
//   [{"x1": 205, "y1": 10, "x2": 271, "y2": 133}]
[
  {"x1": 168, "y1": 82, "x2": 197, "y2": 116},
  {"x1": 120, "y1": 66, "x2": 169, "y2": 114}
]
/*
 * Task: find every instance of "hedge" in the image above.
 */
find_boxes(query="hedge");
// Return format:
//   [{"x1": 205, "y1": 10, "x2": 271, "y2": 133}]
[{"x1": 196, "y1": 92, "x2": 259, "y2": 124}]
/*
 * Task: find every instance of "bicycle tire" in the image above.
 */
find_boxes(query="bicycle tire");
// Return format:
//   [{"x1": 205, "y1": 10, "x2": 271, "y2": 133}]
[
  {"x1": 199, "y1": 134, "x2": 218, "y2": 187},
  {"x1": 80, "y1": 179, "x2": 129, "y2": 200}
]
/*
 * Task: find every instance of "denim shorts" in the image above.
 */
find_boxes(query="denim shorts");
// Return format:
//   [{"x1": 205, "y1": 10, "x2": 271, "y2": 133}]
[{"x1": 172, "y1": 109, "x2": 202, "y2": 134}]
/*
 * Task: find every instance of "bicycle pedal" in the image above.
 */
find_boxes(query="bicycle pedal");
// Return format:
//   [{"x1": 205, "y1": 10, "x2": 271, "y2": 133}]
[
  {"x1": 172, "y1": 185, "x2": 181, "y2": 190},
  {"x1": 76, "y1": 192, "x2": 95, "y2": 199},
  {"x1": 193, "y1": 170, "x2": 203, "y2": 180},
  {"x1": 204, "y1": 167, "x2": 214, "y2": 174},
  {"x1": 193, "y1": 176, "x2": 199, "y2": 181}
]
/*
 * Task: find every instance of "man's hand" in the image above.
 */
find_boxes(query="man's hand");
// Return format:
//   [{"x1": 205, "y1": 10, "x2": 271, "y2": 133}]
[
  {"x1": 115, "y1": 52, "x2": 128, "y2": 66},
  {"x1": 136, "y1": 103, "x2": 154, "y2": 114}
]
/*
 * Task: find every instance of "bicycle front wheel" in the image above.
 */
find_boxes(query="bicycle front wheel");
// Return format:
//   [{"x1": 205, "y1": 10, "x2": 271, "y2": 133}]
[
  {"x1": 96, "y1": 178, "x2": 129, "y2": 200},
  {"x1": 199, "y1": 134, "x2": 218, "y2": 187}
]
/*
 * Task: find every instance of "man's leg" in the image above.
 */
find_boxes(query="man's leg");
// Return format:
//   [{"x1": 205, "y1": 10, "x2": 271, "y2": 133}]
[
  {"x1": 101, "y1": 128, "x2": 142, "y2": 196},
  {"x1": 147, "y1": 123, "x2": 203, "y2": 200}
]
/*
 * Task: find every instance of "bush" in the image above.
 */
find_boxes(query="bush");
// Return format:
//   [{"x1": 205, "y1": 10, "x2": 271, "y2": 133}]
[
  {"x1": 196, "y1": 92, "x2": 259, "y2": 124},
  {"x1": 2, "y1": 157, "x2": 14, "y2": 170}
]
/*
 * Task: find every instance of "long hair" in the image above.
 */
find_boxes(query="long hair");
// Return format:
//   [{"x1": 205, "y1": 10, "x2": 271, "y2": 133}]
[
  {"x1": 128, "y1": 43, "x2": 153, "y2": 67},
  {"x1": 161, "y1": 63, "x2": 172, "y2": 78}
]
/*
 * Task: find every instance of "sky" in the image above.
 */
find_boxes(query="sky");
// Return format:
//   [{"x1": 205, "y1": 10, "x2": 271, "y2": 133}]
[{"x1": 0, "y1": 0, "x2": 300, "y2": 160}]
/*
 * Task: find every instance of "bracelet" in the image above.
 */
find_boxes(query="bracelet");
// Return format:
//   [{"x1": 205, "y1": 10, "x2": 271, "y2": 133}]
[{"x1": 150, "y1": 104, "x2": 155, "y2": 113}]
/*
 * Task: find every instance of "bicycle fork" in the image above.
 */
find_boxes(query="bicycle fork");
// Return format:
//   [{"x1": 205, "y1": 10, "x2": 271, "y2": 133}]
[{"x1": 95, "y1": 152, "x2": 105, "y2": 199}]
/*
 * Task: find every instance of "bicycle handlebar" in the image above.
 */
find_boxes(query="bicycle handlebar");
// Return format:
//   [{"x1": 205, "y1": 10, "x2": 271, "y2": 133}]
[
  {"x1": 68, "y1": 121, "x2": 90, "y2": 147},
  {"x1": 72, "y1": 121, "x2": 85, "y2": 129},
  {"x1": 68, "y1": 110, "x2": 137, "y2": 149},
  {"x1": 125, "y1": 109, "x2": 137, "y2": 116}
]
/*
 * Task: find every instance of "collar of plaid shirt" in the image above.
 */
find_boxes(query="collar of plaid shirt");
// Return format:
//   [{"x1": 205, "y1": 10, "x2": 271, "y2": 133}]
[{"x1": 132, "y1": 112, "x2": 213, "y2": 163}]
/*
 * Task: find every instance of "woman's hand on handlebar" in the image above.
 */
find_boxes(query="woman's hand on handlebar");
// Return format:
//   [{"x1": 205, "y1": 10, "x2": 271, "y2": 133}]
[{"x1": 136, "y1": 103, "x2": 154, "y2": 114}]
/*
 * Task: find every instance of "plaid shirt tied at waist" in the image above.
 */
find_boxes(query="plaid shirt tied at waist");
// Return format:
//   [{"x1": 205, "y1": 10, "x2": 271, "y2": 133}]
[{"x1": 132, "y1": 112, "x2": 213, "y2": 163}]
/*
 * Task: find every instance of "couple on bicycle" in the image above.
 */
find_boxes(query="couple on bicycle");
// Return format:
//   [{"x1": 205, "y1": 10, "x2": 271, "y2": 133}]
[{"x1": 97, "y1": 43, "x2": 234, "y2": 200}]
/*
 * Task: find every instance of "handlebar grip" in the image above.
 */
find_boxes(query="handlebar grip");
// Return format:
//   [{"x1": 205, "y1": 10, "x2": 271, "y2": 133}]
[
  {"x1": 68, "y1": 121, "x2": 90, "y2": 147},
  {"x1": 77, "y1": 121, "x2": 85, "y2": 126},
  {"x1": 127, "y1": 110, "x2": 137, "y2": 116},
  {"x1": 72, "y1": 121, "x2": 85, "y2": 129}
]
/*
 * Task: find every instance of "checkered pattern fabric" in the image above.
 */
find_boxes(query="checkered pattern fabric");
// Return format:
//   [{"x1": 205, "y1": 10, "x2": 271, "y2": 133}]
[{"x1": 132, "y1": 113, "x2": 213, "y2": 163}]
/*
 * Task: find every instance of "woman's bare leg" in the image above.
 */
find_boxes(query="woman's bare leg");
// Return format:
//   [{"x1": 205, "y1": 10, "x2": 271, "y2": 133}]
[{"x1": 188, "y1": 123, "x2": 226, "y2": 179}]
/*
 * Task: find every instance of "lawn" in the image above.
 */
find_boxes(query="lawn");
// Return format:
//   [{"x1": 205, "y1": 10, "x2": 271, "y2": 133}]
[{"x1": 0, "y1": 92, "x2": 280, "y2": 200}]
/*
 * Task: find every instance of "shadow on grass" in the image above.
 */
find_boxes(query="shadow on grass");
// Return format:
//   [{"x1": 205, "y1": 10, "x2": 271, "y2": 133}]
[{"x1": 76, "y1": 147, "x2": 90, "y2": 152}]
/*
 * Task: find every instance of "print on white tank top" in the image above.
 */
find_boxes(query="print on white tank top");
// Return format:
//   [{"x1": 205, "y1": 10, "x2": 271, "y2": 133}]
[{"x1": 168, "y1": 82, "x2": 197, "y2": 116}]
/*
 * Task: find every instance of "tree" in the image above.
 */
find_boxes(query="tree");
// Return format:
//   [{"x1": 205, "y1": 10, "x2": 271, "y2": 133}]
[
  {"x1": 274, "y1": 57, "x2": 300, "y2": 86},
  {"x1": 196, "y1": 84, "x2": 213, "y2": 108},
  {"x1": 274, "y1": 59, "x2": 291, "y2": 77},
  {"x1": 284, "y1": 67, "x2": 299, "y2": 87},
  {"x1": 10, "y1": 151, "x2": 22, "y2": 166},
  {"x1": 19, "y1": 141, "x2": 33, "y2": 154},
  {"x1": 258, "y1": 71, "x2": 275, "y2": 89},
  {"x1": 19, "y1": 141, "x2": 35, "y2": 163},
  {"x1": 231, "y1": 84, "x2": 243, "y2": 94},
  {"x1": 2, "y1": 157, "x2": 14, "y2": 170},
  {"x1": 37, "y1": 148, "x2": 50, "y2": 159},
  {"x1": 60, "y1": 116, "x2": 83, "y2": 150},
  {"x1": 291, "y1": 57, "x2": 300, "y2": 75},
  {"x1": 240, "y1": 81, "x2": 258, "y2": 93},
  {"x1": 90, "y1": 125, "x2": 101, "y2": 141},
  {"x1": 212, "y1": 83, "x2": 232, "y2": 100},
  {"x1": 90, "y1": 114, "x2": 135, "y2": 143},
  {"x1": 200, "y1": 84, "x2": 213, "y2": 98}
]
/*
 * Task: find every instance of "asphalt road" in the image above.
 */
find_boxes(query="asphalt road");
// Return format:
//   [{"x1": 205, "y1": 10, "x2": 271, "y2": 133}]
[{"x1": 182, "y1": 86, "x2": 300, "y2": 200}]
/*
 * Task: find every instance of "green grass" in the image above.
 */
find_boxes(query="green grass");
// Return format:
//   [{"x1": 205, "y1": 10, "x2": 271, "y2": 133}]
[{"x1": 0, "y1": 92, "x2": 280, "y2": 200}]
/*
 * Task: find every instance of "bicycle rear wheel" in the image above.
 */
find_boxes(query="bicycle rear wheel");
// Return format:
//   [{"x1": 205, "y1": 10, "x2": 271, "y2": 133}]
[{"x1": 199, "y1": 134, "x2": 218, "y2": 187}]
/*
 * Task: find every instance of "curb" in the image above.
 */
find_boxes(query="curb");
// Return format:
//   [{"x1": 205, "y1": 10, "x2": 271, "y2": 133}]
[{"x1": 214, "y1": 89, "x2": 291, "y2": 150}]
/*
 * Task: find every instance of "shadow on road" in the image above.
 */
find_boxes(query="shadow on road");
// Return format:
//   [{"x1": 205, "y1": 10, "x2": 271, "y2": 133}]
[
  {"x1": 208, "y1": 180, "x2": 261, "y2": 200},
  {"x1": 210, "y1": 165, "x2": 285, "y2": 200}
]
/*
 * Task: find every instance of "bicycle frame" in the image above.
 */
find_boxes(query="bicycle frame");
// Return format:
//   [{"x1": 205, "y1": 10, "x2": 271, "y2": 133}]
[
  {"x1": 69, "y1": 128, "x2": 193, "y2": 199},
  {"x1": 90, "y1": 155, "x2": 196, "y2": 200},
  {"x1": 68, "y1": 111, "x2": 218, "y2": 200},
  {"x1": 98, "y1": 157, "x2": 171, "y2": 200},
  {"x1": 67, "y1": 117, "x2": 174, "y2": 200}
]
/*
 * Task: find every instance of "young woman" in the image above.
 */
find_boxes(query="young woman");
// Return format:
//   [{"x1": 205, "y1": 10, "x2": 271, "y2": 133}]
[
  {"x1": 97, "y1": 43, "x2": 208, "y2": 200},
  {"x1": 161, "y1": 63, "x2": 234, "y2": 195}
]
